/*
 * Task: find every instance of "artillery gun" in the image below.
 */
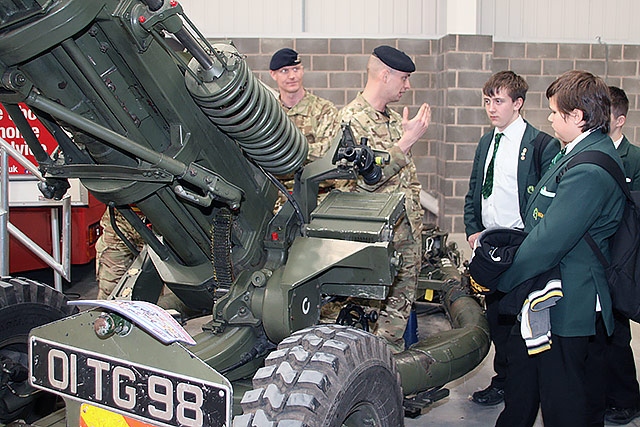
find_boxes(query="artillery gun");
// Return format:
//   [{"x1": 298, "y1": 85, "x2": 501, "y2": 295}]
[{"x1": 0, "y1": 0, "x2": 489, "y2": 425}]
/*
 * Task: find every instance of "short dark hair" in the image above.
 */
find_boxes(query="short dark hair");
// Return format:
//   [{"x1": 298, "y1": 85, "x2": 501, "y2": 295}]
[
  {"x1": 483, "y1": 71, "x2": 529, "y2": 106},
  {"x1": 546, "y1": 70, "x2": 611, "y2": 134},
  {"x1": 609, "y1": 86, "x2": 629, "y2": 119}
]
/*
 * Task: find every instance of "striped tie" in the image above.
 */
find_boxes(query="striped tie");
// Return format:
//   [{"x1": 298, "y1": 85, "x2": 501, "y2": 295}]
[
  {"x1": 550, "y1": 147, "x2": 567, "y2": 166},
  {"x1": 482, "y1": 133, "x2": 503, "y2": 199}
]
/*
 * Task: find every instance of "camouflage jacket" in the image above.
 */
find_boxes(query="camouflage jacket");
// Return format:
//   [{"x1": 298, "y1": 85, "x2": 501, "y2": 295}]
[
  {"x1": 283, "y1": 90, "x2": 338, "y2": 162},
  {"x1": 338, "y1": 93, "x2": 424, "y2": 235}
]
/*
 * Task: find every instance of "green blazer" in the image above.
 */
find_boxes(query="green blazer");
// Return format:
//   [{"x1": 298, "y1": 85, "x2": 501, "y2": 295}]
[
  {"x1": 497, "y1": 130, "x2": 626, "y2": 337},
  {"x1": 464, "y1": 121, "x2": 560, "y2": 237},
  {"x1": 618, "y1": 136, "x2": 640, "y2": 191}
]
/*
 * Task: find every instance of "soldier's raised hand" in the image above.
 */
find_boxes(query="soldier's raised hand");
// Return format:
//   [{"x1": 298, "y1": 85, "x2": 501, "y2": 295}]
[{"x1": 397, "y1": 103, "x2": 431, "y2": 153}]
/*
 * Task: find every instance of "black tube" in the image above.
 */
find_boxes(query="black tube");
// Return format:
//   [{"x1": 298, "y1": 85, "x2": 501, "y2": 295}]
[
  {"x1": 173, "y1": 27, "x2": 214, "y2": 70},
  {"x1": 141, "y1": 0, "x2": 164, "y2": 12},
  {"x1": 108, "y1": 206, "x2": 140, "y2": 257},
  {"x1": 116, "y1": 205, "x2": 172, "y2": 261},
  {"x1": 3, "y1": 103, "x2": 50, "y2": 165}
]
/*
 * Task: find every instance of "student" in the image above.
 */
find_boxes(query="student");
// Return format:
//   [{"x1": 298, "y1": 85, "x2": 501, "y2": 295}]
[
  {"x1": 464, "y1": 71, "x2": 559, "y2": 406},
  {"x1": 603, "y1": 85, "x2": 640, "y2": 425},
  {"x1": 495, "y1": 70, "x2": 626, "y2": 427}
]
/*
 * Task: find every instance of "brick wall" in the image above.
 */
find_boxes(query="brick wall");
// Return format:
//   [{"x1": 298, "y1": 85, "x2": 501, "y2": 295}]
[{"x1": 229, "y1": 35, "x2": 640, "y2": 234}]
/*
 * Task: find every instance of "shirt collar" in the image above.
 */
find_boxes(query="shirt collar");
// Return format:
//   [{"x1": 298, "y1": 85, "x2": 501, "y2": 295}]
[
  {"x1": 496, "y1": 115, "x2": 525, "y2": 142},
  {"x1": 357, "y1": 92, "x2": 392, "y2": 119},
  {"x1": 613, "y1": 135, "x2": 623, "y2": 149},
  {"x1": 564, "y1": 130, "x2": 593, "y2": 155}
]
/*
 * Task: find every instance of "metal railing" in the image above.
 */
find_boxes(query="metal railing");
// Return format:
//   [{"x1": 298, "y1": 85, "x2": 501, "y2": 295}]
[{"x1": 0, "y1": 137, "x2": 70, "y2": 291}]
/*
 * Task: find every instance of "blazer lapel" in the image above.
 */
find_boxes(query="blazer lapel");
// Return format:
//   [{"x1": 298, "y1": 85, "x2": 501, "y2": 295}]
[
  {"x1": 556, "y1": 132, "x2": 606, "y2": 167},
  {"x1": 618, "y1": 136, "x2": 631, "y2": 159},
  {"x1": 524, "y1": 131, "x2": 609, "y2": 219},
  {"x1": 517, "y1": 124, "x2": 536, "y2": 206}
]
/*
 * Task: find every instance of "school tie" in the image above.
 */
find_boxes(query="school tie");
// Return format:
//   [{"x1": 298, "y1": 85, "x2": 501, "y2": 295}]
[
  {"x1": 550, "y1": 147, "x2": 567, "y2": 166},
  {"x1": 481, "y1": 133, "x2": 503, "y2": 199}
]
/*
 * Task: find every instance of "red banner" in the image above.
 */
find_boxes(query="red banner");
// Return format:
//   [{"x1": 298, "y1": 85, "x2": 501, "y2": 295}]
[{"x1": 0, "y1": 103, "x2": 58, "y2": 175}]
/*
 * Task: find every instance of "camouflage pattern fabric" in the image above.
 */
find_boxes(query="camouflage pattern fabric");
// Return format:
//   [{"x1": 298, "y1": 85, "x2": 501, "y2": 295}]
[
  {"x1": 337, "y1": 93, "x2": 424, "y2": 236},
  {"x1": 333, "y1": 92, "x2": 425, "y2": 352},
  {"x1": 275, "y1": 90, "x2": 338, "y2": 210},
  {"x1": 284, "y1": 90, "x2": 338, "y2": 162},
  {"x1": 95, "y1": 209, "x2": 144, "y2": 299},
  {"x1": 376, "y1": 215, "x2": 418, "y2": 353}
]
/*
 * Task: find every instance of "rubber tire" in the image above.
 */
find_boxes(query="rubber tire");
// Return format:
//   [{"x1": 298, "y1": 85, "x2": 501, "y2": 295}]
[
  {"x1": 234, "y1": 324, "x2": 404, "y2": 427},
  {"x1": 0, "y1": 277, "x2": 78, "y2": 423}
]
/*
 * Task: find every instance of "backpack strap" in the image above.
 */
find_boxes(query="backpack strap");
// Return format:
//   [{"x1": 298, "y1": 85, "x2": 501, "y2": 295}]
[
  {"x1": 556, "y1": 150, "x2": 630, "y2": 200},
  {"x1": 555, "y1": 150, "x2": 630, "y2": 269},
  {"x1": 532, "y1": 131, "x2": 554, "y2": 180}
]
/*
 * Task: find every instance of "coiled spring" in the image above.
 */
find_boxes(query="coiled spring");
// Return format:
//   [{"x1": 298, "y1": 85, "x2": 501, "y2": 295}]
[{"x1": 185, "y1": 44, "x2": 308, "y2": 176}]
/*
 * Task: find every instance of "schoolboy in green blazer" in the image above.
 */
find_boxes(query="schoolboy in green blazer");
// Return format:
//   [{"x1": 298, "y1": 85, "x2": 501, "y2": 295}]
[
  {"x1": 464, "y1": 71, "x2": 559, "y2": 406},
  {"x1": 603, "y1": 86, "x2": 640, "y2": 425},
  {"x1": 495, "y1": 71, "x2": 626, "y2": 427},
  {"x1": 465, "y1": 123, "x2": 559, "y2": 239},
  {"x1": 617, "y1": 136, "x2": 640, "y2": 191}
]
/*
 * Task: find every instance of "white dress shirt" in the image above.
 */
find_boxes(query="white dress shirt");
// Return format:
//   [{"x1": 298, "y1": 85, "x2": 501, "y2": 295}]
[{"x1": 481, "y1": 115, "x2": 527, "y2": 230}]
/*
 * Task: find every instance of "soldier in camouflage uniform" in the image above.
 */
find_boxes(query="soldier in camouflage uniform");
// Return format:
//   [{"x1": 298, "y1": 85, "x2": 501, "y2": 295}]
[
  {"x1": 95, "y1": 208, "x2": 144, "y2": 299},
  {"x1": 269, "y1": 48, "x2": 337, "y2": 161},
  {"x1": 269, "y1": 48, "x2": 338, "y2": 205},
  {"x1": 336, "y1": 45, "x2": 431, "y2": 352},
  {"x1": 95, "y1": 209, "x2": 194, "y2": 315}
]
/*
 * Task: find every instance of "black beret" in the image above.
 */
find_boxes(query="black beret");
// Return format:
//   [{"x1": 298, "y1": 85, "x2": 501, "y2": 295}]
[
  {"x1": 269, "y1": 48, "x2": 301, "y2": 71},
  {"x1": 372, "y1": 45, "x2": 415, "y2": 73}
]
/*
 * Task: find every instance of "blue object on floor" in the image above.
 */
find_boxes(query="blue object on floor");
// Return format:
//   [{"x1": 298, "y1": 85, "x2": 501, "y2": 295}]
[{"x1": 403, "y1": 306, "x2": 419, "y2": 349}]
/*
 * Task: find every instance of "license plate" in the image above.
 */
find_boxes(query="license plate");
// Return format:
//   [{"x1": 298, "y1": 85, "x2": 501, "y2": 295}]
[{"x1": 30, "y1": 336, "x2": 231, "y2": 427}]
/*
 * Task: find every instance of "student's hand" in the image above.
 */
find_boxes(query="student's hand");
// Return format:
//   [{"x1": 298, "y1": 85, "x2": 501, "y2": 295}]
[{"x1": 468, "y1": 232, "x2": 481, "y2": 249}]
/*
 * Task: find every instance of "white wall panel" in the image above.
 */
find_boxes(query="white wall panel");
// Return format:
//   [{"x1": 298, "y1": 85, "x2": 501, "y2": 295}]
[
  {"x1": 179, "y1": 0, "x2": 442, "y2": 37},
  {"x1": 177, "y1": 0, "x2": 640, "y2": 43},
  {"x1": 482, "y1": 0, "x2": 640, "y2": 43},
  {"x1": 179, "y1": 0, "x2": 302, "y2": 36},
  {"x1": 305, "y1": 0, "x2": 439, "y2": 36}
]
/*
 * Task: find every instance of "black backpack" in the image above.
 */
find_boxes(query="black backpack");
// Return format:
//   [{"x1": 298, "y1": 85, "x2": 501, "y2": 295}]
[
  {"x1": 533, "y1": 131, "x2": 556, "y2": 179},
  {"x1": 556, "y1": 150, "x2": 640, "y2": 322}
]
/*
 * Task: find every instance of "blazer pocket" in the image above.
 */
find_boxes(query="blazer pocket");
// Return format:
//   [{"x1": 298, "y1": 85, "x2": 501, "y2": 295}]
[{"x1": 539, "y1": 186, "x2": 556, "y2": 198}]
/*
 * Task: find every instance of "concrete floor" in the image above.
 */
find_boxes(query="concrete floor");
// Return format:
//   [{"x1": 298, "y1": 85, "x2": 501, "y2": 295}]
[
  {"x1": 405, "y1": 234, "x2": 640, "y2": 427},
  {"x1": 21, "y1": 233, "x2": 640, "y2": 426},
  {"x1": 406, "y1": 324, "x2": 640, "y2": 427}
]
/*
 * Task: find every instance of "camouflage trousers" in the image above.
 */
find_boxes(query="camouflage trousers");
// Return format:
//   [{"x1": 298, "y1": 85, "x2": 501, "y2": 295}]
[
  {"x1": 95, "y1": 210, "x2": 144, "y2": 299},
  {"x1": 375, "y1": 216, "x2": 420, "y2": 353},
  {"x1": 320, "y1": 215, "x2": 420, "y2": 354}
]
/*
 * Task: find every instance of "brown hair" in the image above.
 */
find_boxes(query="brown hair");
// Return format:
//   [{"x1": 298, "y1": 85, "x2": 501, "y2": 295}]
[
  {"x1": 483, "y1": 71, "x2": 529, "y2": 106},
  {"x1": 546, "y1": 70, "x2": 610, "y2": 134},
  {"x1": 609, "y1": 86, "x2": 629, "y2": 119}
]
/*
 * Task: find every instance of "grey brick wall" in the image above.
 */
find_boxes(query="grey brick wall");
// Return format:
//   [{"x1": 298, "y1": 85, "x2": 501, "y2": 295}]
[{"x1": 233, "y1": 35, "x2": 640, "y2": 234}]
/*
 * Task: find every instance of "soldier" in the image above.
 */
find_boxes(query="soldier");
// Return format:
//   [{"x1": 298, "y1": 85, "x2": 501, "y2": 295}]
[
  {"x1": 336, "y1": 45, "x2": 431, "y2": 352},
  {"x1": 269, "y1": 48, "x2": 338, "y2": 163},
  {"x1": 95, "y1": 208, "x2": 144, "y2": 299},
  {"x1": 95, "y1": 208, "x2": 190, "y2": 314}
]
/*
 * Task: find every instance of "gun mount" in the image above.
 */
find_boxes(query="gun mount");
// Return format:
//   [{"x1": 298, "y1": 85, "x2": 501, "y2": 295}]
[{"x1": 0, "y1": 1, "x2": 489, "y2": 425}]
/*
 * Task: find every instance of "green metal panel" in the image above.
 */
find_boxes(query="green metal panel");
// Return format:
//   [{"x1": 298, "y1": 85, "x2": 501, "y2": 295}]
[{"x1": 305, "y1": 191, "x2": 405, "y2": 242}]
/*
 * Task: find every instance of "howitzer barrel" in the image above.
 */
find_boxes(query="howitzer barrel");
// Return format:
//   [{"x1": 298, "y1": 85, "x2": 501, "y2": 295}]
[{"x1": 185, "y1": 44, "x2": 308, "y2": 176}]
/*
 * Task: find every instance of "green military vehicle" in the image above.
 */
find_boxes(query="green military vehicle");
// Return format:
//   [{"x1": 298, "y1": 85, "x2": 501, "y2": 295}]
[{"x1": 0, "y1": 0, "x2": 489, "y2": 425}]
